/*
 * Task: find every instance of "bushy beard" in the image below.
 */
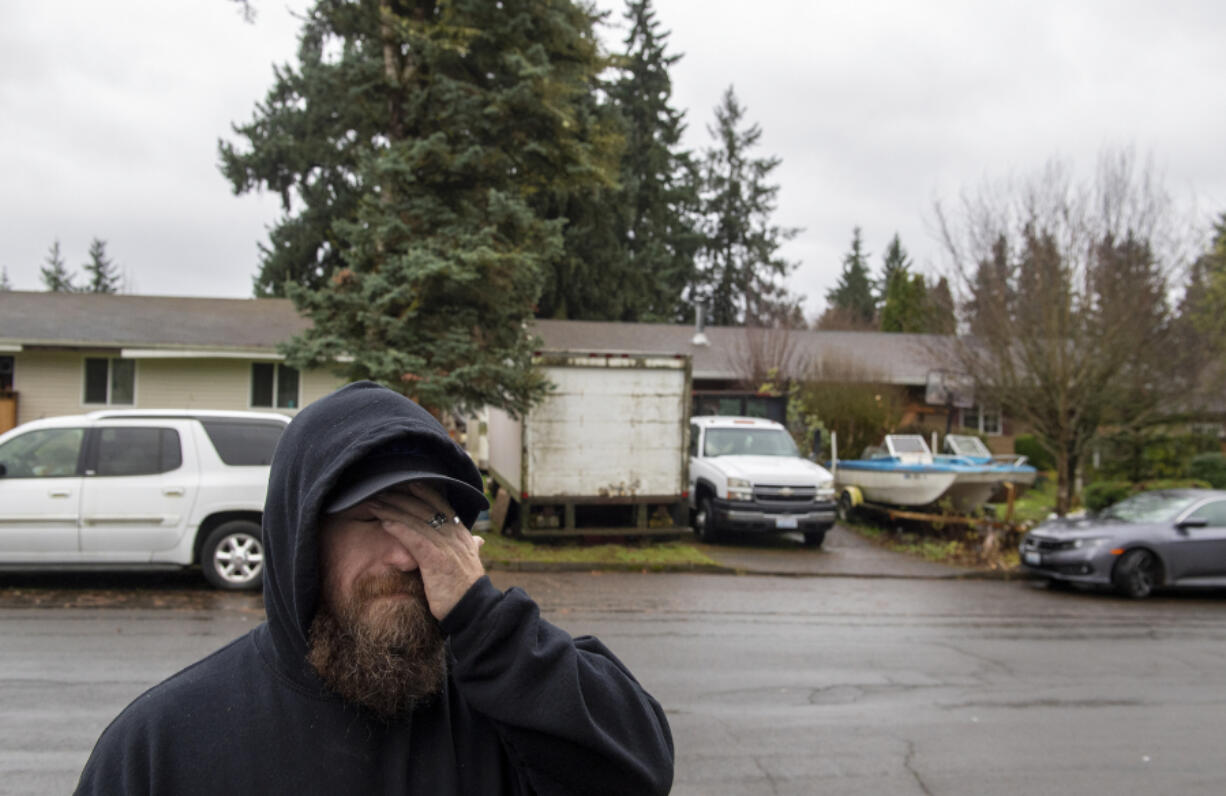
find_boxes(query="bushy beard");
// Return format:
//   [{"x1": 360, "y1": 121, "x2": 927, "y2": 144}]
[{"x1": 307, "y1": 570, "x2": 447, "y2": 719}]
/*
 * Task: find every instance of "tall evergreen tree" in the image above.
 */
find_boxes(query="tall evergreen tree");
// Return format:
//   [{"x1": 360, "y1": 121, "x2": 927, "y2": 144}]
[
  {"x1": 876, "y1": 233, "x2": 911, "y2": 304},
  {"x1": 820, "y1": 227, "x2": 874, "y2": 328},
  {"x1": 533, "y1": 63, "x2": 628, "y2": 321},
  {"x1": 925, "y1": 276, "x2": 957, "y2": 334},
  {"x1": 1187, "y1": 212, "x2": 1226, "y2": 352},
  {"x1": 693, "y1": 85, "x2": 801, "y2": 327},
  {"x1": 963, "y1": 234, "x2": 1012, "y2": 337},
  {"x1": 879, "y1": 271, "x2": 928, "y2": 332},
  {"x1": 82, "y1": 238, "x2": 122, "y2": 294},
  {"x1": 221, "y1": 0, "x2": 620, "y2": 414},
  {"x1": 0, "y1": 267, "x2": 11, "y2": 291},
  {"x1": 605, "y1": 0, "x2": 700, "y2": 322},
  {"x1": 876, "y1": 233, "x2": 929, "y2": 332},
  {"x1": 40, "y1": 240, "x2": 76, "y2": 293}
]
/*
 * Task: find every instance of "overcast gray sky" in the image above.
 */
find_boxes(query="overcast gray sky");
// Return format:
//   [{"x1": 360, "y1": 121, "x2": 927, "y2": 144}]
[{"x1": 3, "y1": 0, "x2": 1224, "y2": 320}]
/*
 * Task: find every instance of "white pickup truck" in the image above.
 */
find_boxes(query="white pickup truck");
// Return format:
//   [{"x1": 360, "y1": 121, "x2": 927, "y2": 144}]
[{"x1": 688, "y1": 416, "x2": 837, "y2": 546}]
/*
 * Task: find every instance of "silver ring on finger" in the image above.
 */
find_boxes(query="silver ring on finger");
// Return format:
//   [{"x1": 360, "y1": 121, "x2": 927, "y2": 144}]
[{"x1": 428, "y1": 512, "x2": 448, "y2": 529}]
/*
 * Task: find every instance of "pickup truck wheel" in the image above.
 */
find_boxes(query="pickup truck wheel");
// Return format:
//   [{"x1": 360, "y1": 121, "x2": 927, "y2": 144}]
[
  {"x1": 837, "y1": 491, "x2": 857, "y2": 523},
  {"x1": 201, "y1": 521, "x2": 264, "y2": 591},
  {"x1": 694, "y1": 496, "x2": 721, "y2": 543},
  {"x1": 803, "y1": 529, "x2": 827, "y2": 548}
]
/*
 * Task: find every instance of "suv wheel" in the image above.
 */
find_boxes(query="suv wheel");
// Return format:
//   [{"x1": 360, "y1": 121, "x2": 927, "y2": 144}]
[{"x1": 201, "y1": 520, "x2": 265, "y2": 591}]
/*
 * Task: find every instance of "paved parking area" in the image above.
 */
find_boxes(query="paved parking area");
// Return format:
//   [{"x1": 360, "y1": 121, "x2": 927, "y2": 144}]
[{"x1": 695, "y1": 524, "x2": 983, "y2": 578}]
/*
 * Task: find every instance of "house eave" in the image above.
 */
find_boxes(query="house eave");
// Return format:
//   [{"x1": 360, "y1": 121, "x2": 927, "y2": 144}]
[{"x1": 120, "y1": 347, "x2": 284, "y2": 360}]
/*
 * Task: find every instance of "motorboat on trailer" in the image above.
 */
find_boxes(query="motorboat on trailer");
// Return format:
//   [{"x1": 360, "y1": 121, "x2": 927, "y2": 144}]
[
  {"x1": 940, "y1": 434, "x2": 1037, "y2": 501},
  {"x1": 832, "y1": 434, "x2": 1003, "y2": 512}
]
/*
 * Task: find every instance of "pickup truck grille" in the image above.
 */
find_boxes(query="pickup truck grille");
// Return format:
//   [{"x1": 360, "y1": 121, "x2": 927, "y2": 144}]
[{"x1": 753, "y1": 485, "x2": 817, "y2": 503}]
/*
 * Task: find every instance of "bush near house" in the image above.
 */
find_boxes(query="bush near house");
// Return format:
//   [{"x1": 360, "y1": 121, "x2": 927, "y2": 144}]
[
  {"x1": 1013, "y1": 434, "x2": 1055, "y2": 471},
  {"x1": 1186, "y1": 452, "x2": 1226, "y2": 488},
  {"x1": 1089, "y1": 429, "x2": 1218, "y2": 483},
  {"x1": 1083, "y1": 478, "x2": 1212, "y2": 513}
]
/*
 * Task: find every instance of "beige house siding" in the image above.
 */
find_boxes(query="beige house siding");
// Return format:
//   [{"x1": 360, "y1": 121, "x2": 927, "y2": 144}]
[
  {"x1": 10, "y1": 351, "x2": 344, "y2": 426},
  {"x1": 12, "y1": 350, "x2": 94, "y2": 423}
]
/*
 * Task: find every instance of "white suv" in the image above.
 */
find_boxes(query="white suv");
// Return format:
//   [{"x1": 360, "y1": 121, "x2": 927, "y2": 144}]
[
  {"x1": 0, "y1": 409, "x2": 289, "y2": 590},
  {"x1": 689, "y1": 416, "x2": 837, "y2": 546}
]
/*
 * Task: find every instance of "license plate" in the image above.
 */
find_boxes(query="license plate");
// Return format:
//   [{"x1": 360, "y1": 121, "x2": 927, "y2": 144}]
[
  {"x1": 1023, "y1": 551, "x2": 1042, "y2": 566},
  {"x1": 775, "y1": 517, "x2": 799, "y2": 529}
]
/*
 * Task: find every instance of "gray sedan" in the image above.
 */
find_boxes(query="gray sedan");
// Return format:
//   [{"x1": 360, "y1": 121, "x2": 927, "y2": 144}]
[{"x1": 1019, "y1": 489, "x2": 1226, "y2": 598}]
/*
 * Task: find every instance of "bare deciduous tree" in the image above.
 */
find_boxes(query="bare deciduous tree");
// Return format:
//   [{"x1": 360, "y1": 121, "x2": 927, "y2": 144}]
[
  {"x1": 725, "y1": 326, "x2": 807, "y2": 389},
  {"x1": 935, "y1": 150, "x2": 1194, "y2": 515}
]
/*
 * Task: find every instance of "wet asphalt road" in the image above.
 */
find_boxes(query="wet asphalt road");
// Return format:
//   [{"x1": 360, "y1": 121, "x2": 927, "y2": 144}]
[{"x1": 2, "y1": 568, "x2": 1225, "y2": 795}]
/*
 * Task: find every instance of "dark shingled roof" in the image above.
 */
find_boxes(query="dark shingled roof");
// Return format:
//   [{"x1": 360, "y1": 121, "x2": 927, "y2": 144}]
[
  {"x1": 530, "y1": 319, "x2": 953, "y2": 385},
  {"x1": 0, "y1": 292, "x2": 952, "y2": 385}
]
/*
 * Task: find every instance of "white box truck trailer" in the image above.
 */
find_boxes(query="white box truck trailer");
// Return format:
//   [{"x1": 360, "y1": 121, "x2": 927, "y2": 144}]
[{"x1": 487, "y1": 351, "x2": 691, "y2": 537}]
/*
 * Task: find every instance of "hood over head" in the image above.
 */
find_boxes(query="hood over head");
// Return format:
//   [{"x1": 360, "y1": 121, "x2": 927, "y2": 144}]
[{"x1": 260, "y1": 381, "x2": 487, "y2": 678}]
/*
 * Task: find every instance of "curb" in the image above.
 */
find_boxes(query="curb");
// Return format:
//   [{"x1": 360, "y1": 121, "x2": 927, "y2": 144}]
[
  {"x1": 483, "y1": 558, "x2": 1033, "y2": 580},
  {"x1": 482, "y1": 560, "x2": 733, "y2": 574}
]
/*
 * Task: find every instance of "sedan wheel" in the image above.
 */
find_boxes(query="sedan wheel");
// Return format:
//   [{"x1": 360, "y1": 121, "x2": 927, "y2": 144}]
[
  {"x1": 201, "y1": 521, "x2": 265, "y2": 591},
  {"x1": 1112, "y1": 548, "x2": 1160, "y2": 599}
]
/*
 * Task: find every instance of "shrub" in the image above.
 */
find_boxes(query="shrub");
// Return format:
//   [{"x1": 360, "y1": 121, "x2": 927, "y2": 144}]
[
  {"x1": 1013, "y1": 434, "x2": 1055, "y2": 471},
  {"x1": 1090, "y1": 430, "x2": 1219, "y2": 482},
  {"x1": 1083, "y1": 477, "x2": 1212, "y2": 513},
  {"x1": 1139, "y1": 478, "x2": 1211, "y2": 491},
  {"x1": 1186, "y1": 452, "x2": 1226, "y2": 488},
  {"x1": 1083, "y1": 481, "x2": 1134, "y2": 513}
]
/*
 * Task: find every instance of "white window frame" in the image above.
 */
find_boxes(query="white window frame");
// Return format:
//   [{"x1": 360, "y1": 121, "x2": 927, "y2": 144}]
[
  {"x1": 250, "y1": 362, "x2": 301, "y2": 410},
  {"x1": 82, "y1": 357, "x2": 136, "y2": 406},
  {"x1": 960, "y1": 404, "x2": 1002, "y2": 436}
]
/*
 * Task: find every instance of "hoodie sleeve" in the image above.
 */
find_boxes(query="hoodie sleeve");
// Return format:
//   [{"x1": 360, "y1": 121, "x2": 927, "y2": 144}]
[{"x1": 440, "y1": 576, "x2": 674, "y2": 796}]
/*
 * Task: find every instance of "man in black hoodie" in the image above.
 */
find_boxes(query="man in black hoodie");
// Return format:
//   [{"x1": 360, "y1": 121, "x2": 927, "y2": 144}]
[{"x1": 76, "y1": 381, "x2": 674, "y2": 795}]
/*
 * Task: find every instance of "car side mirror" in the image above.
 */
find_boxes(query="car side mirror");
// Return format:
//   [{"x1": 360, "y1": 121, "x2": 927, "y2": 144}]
[{"x1": 1176, "y1": 518, "x2": 1208, "y2": 531}]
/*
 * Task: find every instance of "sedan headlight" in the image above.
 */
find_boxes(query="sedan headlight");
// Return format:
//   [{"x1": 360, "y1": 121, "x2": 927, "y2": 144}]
[{"x1": 727, "y1": 478, "x2": 753, "y2": 501}]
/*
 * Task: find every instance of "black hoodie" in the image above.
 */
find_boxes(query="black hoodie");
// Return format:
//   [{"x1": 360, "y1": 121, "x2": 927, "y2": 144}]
[{"x1": 76, "y1": 382, "x2": 674, "y2": 795}]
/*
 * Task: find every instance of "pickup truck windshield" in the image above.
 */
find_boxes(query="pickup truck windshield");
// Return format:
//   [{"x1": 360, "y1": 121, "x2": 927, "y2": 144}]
[{"x1": 703, "y1": 428, "x2": 799, "y2": 457}]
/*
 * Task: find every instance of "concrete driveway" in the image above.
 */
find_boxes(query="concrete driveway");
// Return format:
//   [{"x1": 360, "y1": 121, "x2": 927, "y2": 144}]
[{"x1": 693, "y1": 523, "x2": 988, "y2": 578}]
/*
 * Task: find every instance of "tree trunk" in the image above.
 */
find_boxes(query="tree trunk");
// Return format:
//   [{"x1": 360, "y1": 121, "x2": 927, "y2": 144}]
[{"x1": 1055, "y1": 450, "x2": 1073, "y2": 516}]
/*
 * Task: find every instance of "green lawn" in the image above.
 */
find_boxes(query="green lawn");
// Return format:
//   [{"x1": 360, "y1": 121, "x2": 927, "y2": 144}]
[{"x1": 477, "y1": 530, "x2": 720, "y2": 570}]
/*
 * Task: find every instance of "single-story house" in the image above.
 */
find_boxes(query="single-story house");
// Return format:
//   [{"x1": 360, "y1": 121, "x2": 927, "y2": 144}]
[
  {"x1": 0, "y1": 291, "x2": 1014, "y2": 450},
  {"x1": 0, "y1": 292, "x2": 342, "y2": 429}
]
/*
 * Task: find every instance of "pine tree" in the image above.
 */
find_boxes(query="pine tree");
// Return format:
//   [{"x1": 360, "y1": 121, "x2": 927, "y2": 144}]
[
  {"x1": 533, "y1": 68, "x2": 629, "y2": 321},
  {"x1": 876, "y1": 233, "x2": 911, "y2": 304},
  {"x1": 879, "y1": 271, "x2": 928, "y2": 333},
  {"x1": 40, "y1": 240, "x2": 76, "y2": 293},
  {"x1": 820, "y1": 227, "x2": 874, "y2": 328},
  {"x1": 0, "y1": 267, "x2": 11, "y2": 291},
  {"x1": 605, "y1": 0, "x2": 700, "y2": 322},
  {"x1": 693, "y1": 85, "x2": 801, "y2": 327},
  {"x1": 82, "y1": 238, "x2": 122, "y2": 293},
  {"x1": 877, "y1": 233, "x2": 929, "y2": 332},
  {"x1": 963, "y1": 234, "x2": 1012, "y2": 337},
  {"x1": 925, "y1": 276, "x2": 957, "y2": 334},
  {"x1": 222, "y1": 0, "x2": 621, "y2": 414}
]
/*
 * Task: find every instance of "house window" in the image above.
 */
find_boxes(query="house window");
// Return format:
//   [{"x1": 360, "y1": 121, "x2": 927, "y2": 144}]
[
  {"x1": 251, "y1": 363, "x2": 300, "y2": 409},
  {"x1": 960, "y1": 405, "x2": 1001, "y2": 436},
  {"x1": 0, "y1": 355, "x2": 13, "y2": 391},
  {"x1": 83, "y1": 358, "x2": 134, "y2": 405}
]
